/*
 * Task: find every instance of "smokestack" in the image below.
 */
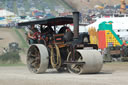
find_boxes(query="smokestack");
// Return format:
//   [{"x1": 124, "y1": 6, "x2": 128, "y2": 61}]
[{"x1": 73, "y1": 12, "x2": 79, "y2": 39}]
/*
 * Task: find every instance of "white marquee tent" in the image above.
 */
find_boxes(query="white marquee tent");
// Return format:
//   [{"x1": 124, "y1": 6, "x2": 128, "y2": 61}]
[
  {"x1": 0, "y1": 9, "x2": 16, "y2": 17},
  {"x1": 86, "y1": 17, "x2": 128, "y2": 30},
  {"x1": 86, "y1": 17, "x2": 128, "y2": 40}
]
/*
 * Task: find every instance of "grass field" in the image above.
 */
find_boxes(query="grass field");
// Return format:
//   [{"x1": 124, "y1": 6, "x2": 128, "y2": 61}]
[
  {"x1": 13, "y1": 28, "x2": 29, "y2": 49},
  {"x1": 0, "y1": 61, "x2": 25, "y2": 66}
]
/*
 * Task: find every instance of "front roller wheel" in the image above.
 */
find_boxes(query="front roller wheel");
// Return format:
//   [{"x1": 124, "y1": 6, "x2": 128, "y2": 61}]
[
  {"x1": 67, "y1": 51, "x2": 83, "y2": 74},
  {"x1": 27, "y1": 44, "x2": 49, "y2": 74},
  {"x1": 67, "y1": 50, "x2": 103, "y2": 74}
]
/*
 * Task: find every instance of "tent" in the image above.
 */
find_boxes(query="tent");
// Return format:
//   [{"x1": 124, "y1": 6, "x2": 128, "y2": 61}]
[{"x1": 0, "y1": 9, "x2": 16, "y2": 17}]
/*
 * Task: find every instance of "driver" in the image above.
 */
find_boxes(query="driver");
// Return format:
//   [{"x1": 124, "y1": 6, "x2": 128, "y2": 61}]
[{"x1": 27, "y1": 25, "x2": 38, "y2": 44}]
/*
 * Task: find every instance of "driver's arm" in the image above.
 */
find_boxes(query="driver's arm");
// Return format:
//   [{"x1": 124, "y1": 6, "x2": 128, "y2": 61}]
[{"x1": 28, "y1": 32, "x2": 35, "y2": 39}]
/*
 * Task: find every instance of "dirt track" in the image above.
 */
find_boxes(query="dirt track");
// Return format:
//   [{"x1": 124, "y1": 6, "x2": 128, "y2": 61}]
[
  {"x1": 0, "y1": 28, "x2": 19, "y2": 46},
  {"x1": 0, "y1": 28, "x2": 20, "y2": 54},
  {"x1": 0, "y1": 63, "x2": 128, "y2": 85}
]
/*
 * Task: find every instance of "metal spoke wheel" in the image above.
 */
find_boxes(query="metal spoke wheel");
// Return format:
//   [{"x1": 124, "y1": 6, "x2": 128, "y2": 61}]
[
  {"x1": 27, "y1": 44, "x2": 49, "y2": 74},
  {"x1": 67, "y1": 50, "x2": 103, "y2": 74},
  {"x1": 67, "y1": 51, "x2": 83, "y2": 74}
]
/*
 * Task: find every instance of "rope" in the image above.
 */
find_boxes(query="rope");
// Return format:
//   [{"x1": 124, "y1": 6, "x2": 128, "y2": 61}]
[{"x1": 50, "y1": 44, "x2": 61, "y2": 68}]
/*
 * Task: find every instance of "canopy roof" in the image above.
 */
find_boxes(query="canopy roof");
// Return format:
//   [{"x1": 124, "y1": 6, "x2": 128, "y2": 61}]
[{"x1": 18, "y1": 17, "x2": 73, "y2": 26}]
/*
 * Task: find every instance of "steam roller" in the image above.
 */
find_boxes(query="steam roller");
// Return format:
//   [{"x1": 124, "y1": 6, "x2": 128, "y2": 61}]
[
  {"x1": 27, "y1": 44, "x2": 103, "y2": 74},
  {"x1": 18, "y1": 11, "x2": 103, "y2": 74}
]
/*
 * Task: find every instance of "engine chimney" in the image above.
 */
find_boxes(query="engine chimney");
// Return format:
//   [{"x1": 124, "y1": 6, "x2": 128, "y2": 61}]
[{"x1": 73, "y1": 12, "x2": 79, "y2": 39}]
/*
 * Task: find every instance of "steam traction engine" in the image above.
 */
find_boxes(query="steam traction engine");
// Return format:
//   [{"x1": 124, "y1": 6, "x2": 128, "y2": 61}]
[{"x1": 18, "y1": 12, "x2": 103, "y2": 74}]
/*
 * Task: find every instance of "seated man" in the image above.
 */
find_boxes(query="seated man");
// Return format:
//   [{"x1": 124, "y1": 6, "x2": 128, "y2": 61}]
[
  {"x1": 40, "y1": 25, "x2": 54, "y2": 43},
  {"x1": 58, "y1": 26, "x2": 71, "y2": 34},
  {"x1": 58, "y1": 26, "x2": 73, "y2": 42},
  {"x1": 27, "y1": 25, "x2": 38, "y2": 44}
]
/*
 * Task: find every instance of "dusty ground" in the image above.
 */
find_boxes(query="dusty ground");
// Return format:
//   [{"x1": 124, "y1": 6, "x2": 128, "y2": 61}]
[
  {"x1": 0, "y1": 28, "x2": 20, "y2": 54},
  {"x1": 0, "y1": 28, "x2": 27, "y2": 63},
  {"x1": 0, "y1": 28, "x2": 19, "y2": 46},
  {"x1": 0, "y1": 62, "x2": 128, "y2": 85}
]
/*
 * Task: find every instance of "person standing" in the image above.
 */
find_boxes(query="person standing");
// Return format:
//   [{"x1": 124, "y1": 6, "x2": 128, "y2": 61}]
[{"x1": 27, "y1": 25, "x2": 38, "y2": 44}]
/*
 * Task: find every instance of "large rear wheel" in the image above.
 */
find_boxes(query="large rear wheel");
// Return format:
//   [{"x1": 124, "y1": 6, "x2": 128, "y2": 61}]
[{"x1": 27, "y1": 44, "x2": 49, "y2": 74}]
